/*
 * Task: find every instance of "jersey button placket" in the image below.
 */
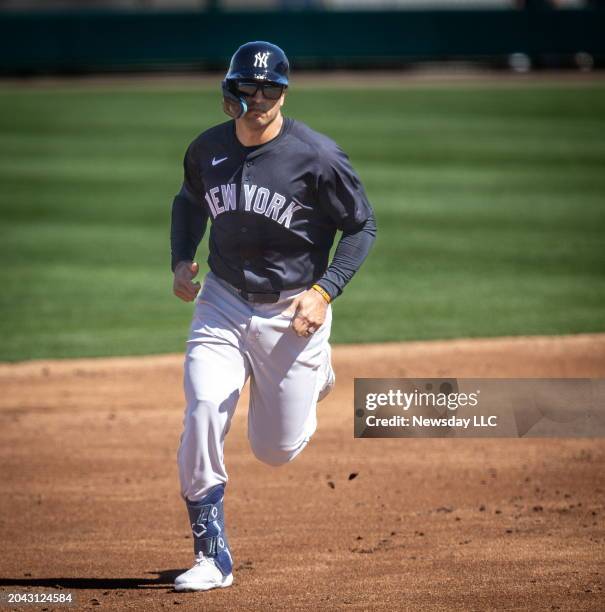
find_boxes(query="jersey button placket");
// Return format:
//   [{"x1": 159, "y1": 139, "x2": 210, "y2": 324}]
[
  {"x1": 240, "y1": 156, "x2": 254, "y2": 302},
  {"x1": 243, "y1": 157, "x2": 254, "y2": 182}
]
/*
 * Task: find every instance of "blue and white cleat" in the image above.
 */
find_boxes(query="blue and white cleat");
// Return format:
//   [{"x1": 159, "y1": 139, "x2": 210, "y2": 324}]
[{"x1": 174, "y1": 552, "x2": 234, "y2": 591}]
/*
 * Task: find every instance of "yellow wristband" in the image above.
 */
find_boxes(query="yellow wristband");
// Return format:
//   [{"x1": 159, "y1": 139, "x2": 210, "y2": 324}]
[{"x1": 312, "y1": 284, "x2": 331, "y2": 304}]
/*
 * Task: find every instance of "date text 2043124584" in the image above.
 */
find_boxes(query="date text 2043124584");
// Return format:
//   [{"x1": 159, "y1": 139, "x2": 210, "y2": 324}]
[{"x1": 1, "y1": 591, "x2": 75, "y2": 605}]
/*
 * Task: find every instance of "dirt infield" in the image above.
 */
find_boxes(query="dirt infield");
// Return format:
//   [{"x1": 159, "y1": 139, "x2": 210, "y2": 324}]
[{"x1": 1, "y1": 334, "x2": 604, "y2": 611}]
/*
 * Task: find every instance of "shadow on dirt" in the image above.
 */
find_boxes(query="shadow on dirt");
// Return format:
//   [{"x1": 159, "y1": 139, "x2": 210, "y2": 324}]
[{"x1": 0, "y1": 570, "x2": 183, "y2": 590}]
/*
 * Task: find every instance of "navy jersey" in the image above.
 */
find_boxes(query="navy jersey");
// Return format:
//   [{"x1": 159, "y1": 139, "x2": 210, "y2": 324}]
[{"x1": 171, "y1": 117, "x2": 374, "y2": 294}]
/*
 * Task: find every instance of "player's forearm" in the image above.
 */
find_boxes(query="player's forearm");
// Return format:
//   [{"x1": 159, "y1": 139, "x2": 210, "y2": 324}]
[
  {"x1": 316, "y1": 212, "x2": 377, "y2": 300},
  {"x1": 170, "y1": 194, "x2": 208, "y2": 272}
]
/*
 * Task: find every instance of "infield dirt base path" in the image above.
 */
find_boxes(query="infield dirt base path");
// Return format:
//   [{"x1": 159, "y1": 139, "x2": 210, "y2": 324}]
[{"x1": 1, "y1": 334, "x2": 604, "y2": 611}]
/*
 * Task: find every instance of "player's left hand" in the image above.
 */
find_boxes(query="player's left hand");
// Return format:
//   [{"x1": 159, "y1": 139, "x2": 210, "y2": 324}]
[{"x1": 285, "y1": 289, "x2": 329, "y2": 338}]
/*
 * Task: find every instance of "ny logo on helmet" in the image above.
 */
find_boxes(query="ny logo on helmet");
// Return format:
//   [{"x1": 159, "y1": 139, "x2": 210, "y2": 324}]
[{"x1": 254, "y1": 51, "x2": 271, "y2": 68}]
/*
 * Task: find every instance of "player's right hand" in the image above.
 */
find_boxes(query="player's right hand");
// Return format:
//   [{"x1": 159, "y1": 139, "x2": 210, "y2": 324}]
[{"x1": 173, "y1": 261, "x2": 201, "y2": 302}]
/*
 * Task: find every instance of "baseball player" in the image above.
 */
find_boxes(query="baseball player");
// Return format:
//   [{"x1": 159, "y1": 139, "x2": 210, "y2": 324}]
[{"x1": 170, "y1": 41, "x2": 376, "y2": 592}]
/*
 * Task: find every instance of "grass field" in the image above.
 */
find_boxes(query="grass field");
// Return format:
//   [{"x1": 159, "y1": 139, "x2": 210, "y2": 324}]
[{"x1": 1, "y1": 80, "x2": 604, "y2": 361}]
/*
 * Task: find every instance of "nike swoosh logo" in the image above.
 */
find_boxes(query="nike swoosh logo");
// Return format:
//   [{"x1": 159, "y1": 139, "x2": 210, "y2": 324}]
[{"x1": 212, "y1": 156, "x2": 228, "y2": 166}]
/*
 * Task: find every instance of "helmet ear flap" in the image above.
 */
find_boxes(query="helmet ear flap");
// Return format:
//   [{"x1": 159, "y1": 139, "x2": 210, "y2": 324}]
[{"x1": 221, "y1": 79, "x2": 247, "y2": 119}]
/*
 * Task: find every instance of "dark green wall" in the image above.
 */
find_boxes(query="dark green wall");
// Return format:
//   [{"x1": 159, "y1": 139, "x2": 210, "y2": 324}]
[{"x1": 0, "y1": 9, "x2": 603, "y2": 73}]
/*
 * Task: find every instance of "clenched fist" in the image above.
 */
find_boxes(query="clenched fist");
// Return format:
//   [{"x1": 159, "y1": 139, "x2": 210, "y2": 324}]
[
  {"x1": 285, "y1": 288, "x2": 329, "y2": 337},
  {"x1": 173, "y1": 261, "x2": 201, "y2": 302}
]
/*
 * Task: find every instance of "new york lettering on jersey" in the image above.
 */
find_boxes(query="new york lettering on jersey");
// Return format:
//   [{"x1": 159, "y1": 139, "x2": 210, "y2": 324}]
[
  {"x1": 204, "y1": 182, "x2": 302, "y2": 229},
  {"x1": 189, "y1": 117, "x2": 336, "y2": 239}
]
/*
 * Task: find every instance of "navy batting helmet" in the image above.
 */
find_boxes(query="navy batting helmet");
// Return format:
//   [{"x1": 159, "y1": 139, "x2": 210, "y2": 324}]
[
  {"x1": 221, "y1": 41, "x2": 289, "y2": 119},
  {"x1": 225, "y1": 41, "x2": 289, "y2": 85}
]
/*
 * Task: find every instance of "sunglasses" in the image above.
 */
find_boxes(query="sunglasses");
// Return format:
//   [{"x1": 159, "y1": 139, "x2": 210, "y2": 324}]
[{"x1": 235, "y1": 81, "x2": 286, "y2": 100}]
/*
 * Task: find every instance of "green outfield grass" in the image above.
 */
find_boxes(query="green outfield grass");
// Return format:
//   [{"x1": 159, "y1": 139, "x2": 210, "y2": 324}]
[{"x1": 1, "y1": 80, "x2": 604, "y2": 361}]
